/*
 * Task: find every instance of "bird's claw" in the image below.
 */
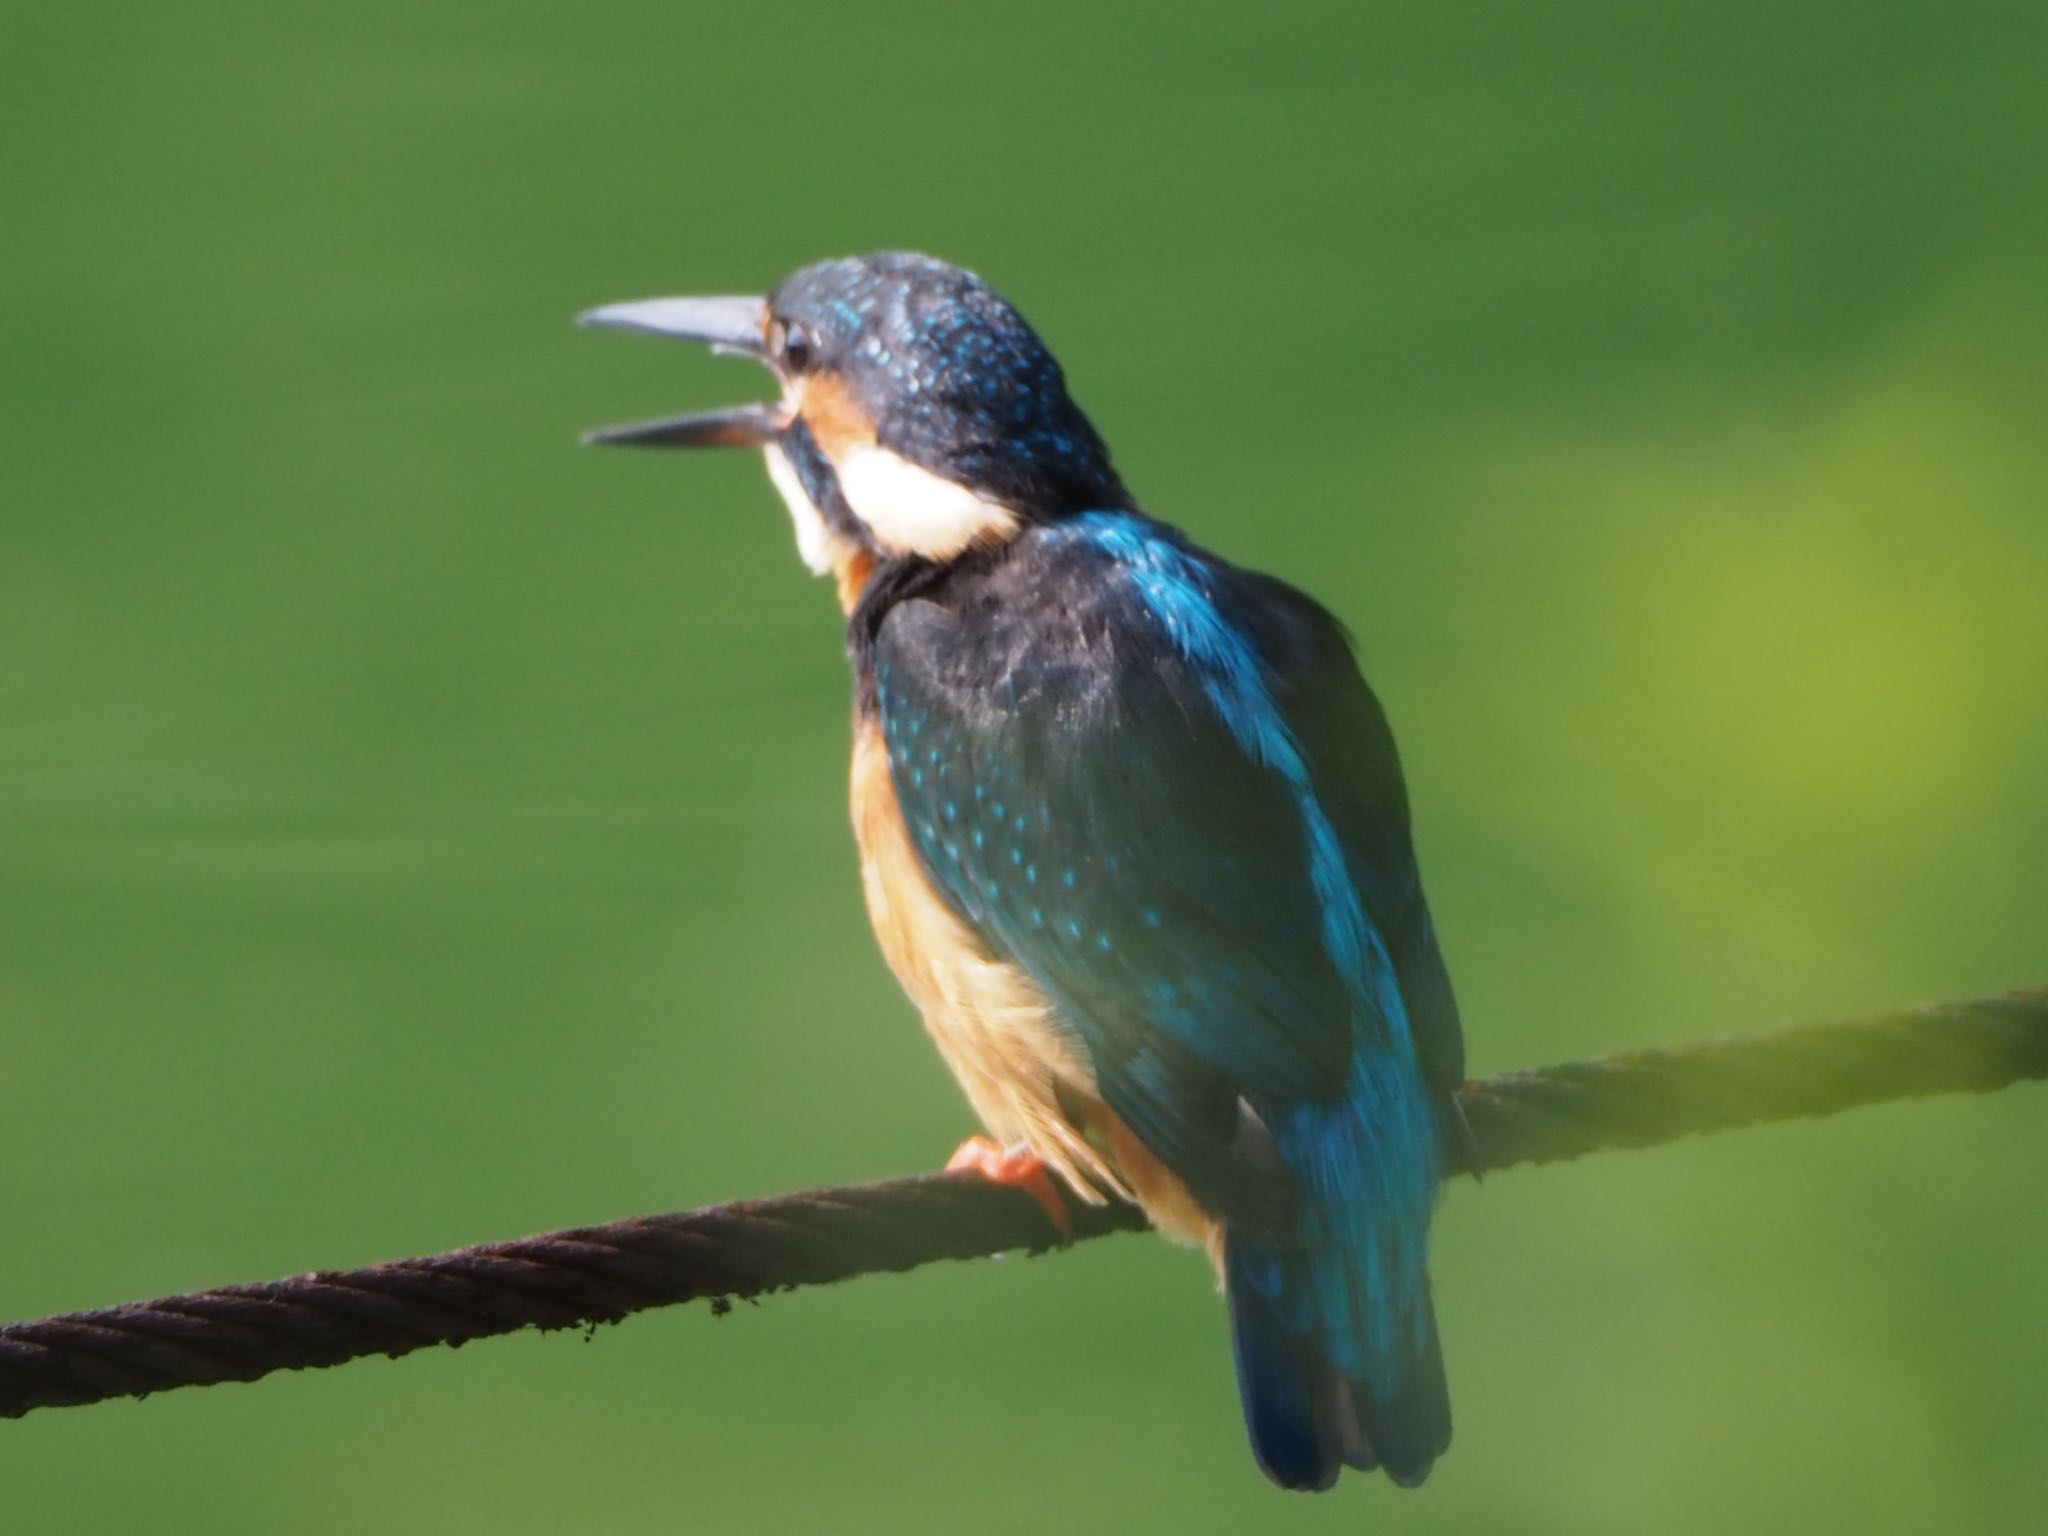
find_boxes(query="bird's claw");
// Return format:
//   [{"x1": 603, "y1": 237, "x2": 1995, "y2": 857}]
[{"x1": 945, "y1": 1136, "x2": 1073, "y2": 1238}]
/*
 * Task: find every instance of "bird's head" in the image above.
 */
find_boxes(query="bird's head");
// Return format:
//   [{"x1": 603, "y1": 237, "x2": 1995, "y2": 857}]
[{"x1": 581, "y1": 252, "x2": 1129, "y2": 601}]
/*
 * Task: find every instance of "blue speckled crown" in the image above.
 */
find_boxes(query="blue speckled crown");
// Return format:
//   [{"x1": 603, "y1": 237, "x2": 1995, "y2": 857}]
[{"x1": 771, "y1": 252, "x2": 1132, "y2": 518}]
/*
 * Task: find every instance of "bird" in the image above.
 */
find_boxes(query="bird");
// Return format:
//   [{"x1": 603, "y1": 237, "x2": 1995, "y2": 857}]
[{"x1": 579, "y1": 252, "x2": 1467, "y2": 1492}]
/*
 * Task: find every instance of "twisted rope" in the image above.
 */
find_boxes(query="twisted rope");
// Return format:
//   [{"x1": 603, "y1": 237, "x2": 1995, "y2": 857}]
[{"x1": 4, "y1": 988, "x2": 2042, "y2": 1421}]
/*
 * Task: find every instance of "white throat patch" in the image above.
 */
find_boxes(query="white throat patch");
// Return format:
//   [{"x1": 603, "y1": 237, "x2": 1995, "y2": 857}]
[
  {"x1": 763, "y1": 442, "x2": 834, "y2": 575},
  {"x1": 833, "y1": 445, "x2": 1020, "y2": 561}
]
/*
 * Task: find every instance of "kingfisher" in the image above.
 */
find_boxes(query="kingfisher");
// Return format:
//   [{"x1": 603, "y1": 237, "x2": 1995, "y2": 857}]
[{"x1": 579, "y1": 252, "x2": 1467, "y2": 1491}]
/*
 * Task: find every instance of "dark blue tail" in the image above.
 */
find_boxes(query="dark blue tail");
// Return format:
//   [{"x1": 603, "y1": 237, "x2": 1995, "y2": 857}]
[{"x1": 1225, "y1": 1229, "x2": 1450, "y2": 1491}]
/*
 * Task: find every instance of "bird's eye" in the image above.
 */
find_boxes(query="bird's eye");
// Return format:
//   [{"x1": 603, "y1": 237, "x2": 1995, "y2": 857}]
[{"x1": 774, "y1": 319, "x2": 816, "y2": 374}]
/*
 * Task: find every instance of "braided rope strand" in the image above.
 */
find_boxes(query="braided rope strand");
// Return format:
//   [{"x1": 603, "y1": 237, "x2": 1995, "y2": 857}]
[{"x1": 3, "y1": 987, "x2": 2042, "y2": 1421}]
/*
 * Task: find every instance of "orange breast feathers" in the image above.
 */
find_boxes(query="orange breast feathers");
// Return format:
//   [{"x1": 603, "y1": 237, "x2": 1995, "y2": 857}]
[{"x1": 848, "y1": 716, "x2": 1218, "y2": 1253}]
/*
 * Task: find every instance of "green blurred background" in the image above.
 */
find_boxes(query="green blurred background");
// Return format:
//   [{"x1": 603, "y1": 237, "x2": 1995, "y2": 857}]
[{"x1": 4, "y1": 2, "x2": 2046, "y2": 1530}]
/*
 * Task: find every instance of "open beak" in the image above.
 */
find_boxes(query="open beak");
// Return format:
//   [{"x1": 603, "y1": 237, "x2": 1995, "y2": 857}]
[{"x1": 578, "y1": 295, "x2": 790, "y2": 448}]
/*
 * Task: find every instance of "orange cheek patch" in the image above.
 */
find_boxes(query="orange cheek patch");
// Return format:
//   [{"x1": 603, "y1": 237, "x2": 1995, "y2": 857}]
[{"x1": 798, "y1": 371, "x2": 879, "y2": 458}]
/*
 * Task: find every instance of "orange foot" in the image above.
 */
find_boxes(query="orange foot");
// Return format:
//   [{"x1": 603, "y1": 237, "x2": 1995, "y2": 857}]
[{"x1": 946, "y1": 1136, "x2": 1073, "y2": 1238}]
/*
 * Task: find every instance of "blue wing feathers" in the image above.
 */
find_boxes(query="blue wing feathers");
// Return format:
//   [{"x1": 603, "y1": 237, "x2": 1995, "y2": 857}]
[{"x1": 868, "y1": 512, "x2": 1458, "y2": 1485}]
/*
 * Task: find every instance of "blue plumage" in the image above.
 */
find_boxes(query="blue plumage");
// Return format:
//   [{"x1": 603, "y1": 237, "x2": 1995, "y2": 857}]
[
  {"x1": 582, "y1": 250, "x2": 1466, "y2": 1491},
  {"x1": 865, "y1": 513, "x2": 1458, "y2": 1488}
]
